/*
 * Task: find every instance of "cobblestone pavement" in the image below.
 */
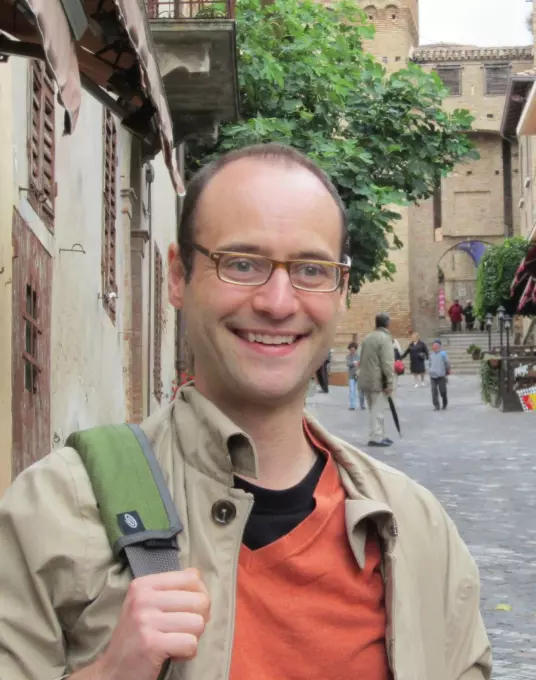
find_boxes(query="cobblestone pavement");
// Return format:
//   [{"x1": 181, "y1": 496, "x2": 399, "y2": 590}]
[{"x1": 306, "y1": 374, "x2": 536, "y2": 679}]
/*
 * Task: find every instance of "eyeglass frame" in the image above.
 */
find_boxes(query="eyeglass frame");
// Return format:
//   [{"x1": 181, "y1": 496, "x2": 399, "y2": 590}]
[{"x1": 191, "y1": 243, "x2": 350, "y2": 293}]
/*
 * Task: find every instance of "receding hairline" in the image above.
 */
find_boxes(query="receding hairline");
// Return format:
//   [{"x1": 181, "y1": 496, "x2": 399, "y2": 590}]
[{"x1": 193, "y1": 153, "x2": 345, "y2": 227}]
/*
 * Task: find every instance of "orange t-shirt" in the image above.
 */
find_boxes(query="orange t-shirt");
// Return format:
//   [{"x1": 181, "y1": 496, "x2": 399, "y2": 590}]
[{"x1": 230, "y1": 451, "x2": 391, "y2": 680}]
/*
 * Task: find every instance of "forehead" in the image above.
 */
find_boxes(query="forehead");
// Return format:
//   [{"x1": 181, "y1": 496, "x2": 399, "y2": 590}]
[{"x1": 194, "y1": 158, "x2": 342, "y2": 255}]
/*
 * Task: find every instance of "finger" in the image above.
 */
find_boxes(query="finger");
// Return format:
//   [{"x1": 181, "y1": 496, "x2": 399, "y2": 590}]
[
  {"x1": 155, "y1": 632, "x2": 199, "y2": 662},
  {"x1": 147, "y1": 590, "x2": 211, "y2": 619},
  {"x1": 154, "y1": 611, "x2": 206, "y2": 637},
  {"x1": 137, "y1": 569, "x2": 207, "y2": 593}
]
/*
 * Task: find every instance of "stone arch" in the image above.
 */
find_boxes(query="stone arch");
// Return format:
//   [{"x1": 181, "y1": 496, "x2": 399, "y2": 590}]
[
  {"x1": 364, "y1": 5, "x2": 377, "y2": 21},
  {"x1": 385, "y1": 4, "x2": 399, "y2": 20},
  {"x1": 437, "y1": 240, "x2": 492, "y2": 306}
]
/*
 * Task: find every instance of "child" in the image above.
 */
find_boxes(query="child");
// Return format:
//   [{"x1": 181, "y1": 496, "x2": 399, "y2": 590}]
[{"x1": 429, "y1": 339, "x2": 450, "y2": 411}]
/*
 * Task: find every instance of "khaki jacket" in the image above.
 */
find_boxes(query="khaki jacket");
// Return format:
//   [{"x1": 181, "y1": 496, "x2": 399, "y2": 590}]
[
  {"x1": 358, "y1": 328, "x2": 395, "y2": 392},
  {"x1": 0, "y1": 386, "x2": 491, "y2": 680}
]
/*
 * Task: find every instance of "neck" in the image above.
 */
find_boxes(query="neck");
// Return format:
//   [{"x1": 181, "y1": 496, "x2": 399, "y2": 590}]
[{"x1": 198, "y1": 384, "x2": 317, "y2": 490}]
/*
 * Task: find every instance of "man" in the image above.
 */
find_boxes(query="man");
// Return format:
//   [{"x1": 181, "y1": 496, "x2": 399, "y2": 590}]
[
  {"x1": 429, "y1": 339, "x2": 451, "y2": 411},
  {"x1": 463, "y1": 300, "x2": 475, "y2": 332},
  {"x1": 448, "y1": 299, "x2": 464, "y2": 332},
  {"x1": 346, "y1": 341, "x2": 365, "y2": 410},
  {"x1": 0, "y1": 144, "x2": 491, "y2": 680},
  {"x1": 358, "y1": 313, "x2": 395, "y2": 447}
]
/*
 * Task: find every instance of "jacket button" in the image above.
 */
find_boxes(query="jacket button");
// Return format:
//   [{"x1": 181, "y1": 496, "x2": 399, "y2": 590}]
[{"x1": 211, "y1": 500, "x2": 237, "y2": 526}]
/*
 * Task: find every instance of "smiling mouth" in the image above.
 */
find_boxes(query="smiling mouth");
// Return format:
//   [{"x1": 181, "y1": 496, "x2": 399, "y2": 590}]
[{"x1": 232, "y1": 330, "x2": 307, "y2": 346}]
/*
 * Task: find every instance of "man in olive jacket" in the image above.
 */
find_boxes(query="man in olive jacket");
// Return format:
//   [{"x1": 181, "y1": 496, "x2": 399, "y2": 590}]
[
  {"x1": 358, "y1": 313, "x2": 395, "y2": 447},
  {"x1": 0, "y1": 145, "x2": 491, "y2": 680}
]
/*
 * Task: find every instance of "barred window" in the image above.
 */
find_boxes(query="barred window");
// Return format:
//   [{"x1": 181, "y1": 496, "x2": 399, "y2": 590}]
[
  {"x1": 434, "y1": 66, "x2": 462, "y2": 96},
  {"x1": 153, "y1": 244, "x2": 164, "y2": 403},
  {"x1": 28, "y1": 61, "x2": 56, "y2": 229},
  {"x1": 485, "y1": 64, "x2": 511, "y2": 96},
  {"x1": 102, "y1": 109, "x2": 118, "y2": 319}
]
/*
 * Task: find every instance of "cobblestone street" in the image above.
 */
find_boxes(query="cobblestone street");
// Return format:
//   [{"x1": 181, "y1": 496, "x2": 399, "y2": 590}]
[{"x1": 307, "y1": 374, "x2": 536, "y2": 679}]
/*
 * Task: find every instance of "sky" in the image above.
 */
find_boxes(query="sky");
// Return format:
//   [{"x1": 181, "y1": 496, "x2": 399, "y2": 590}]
[{"x1": 420, "y1": 0, "x2": 533, "y2": 47}]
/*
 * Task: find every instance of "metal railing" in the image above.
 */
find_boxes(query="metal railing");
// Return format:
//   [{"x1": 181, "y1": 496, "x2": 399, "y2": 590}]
[{"x1": 145, "y1": 0, "x2": 235, "y2": 19}]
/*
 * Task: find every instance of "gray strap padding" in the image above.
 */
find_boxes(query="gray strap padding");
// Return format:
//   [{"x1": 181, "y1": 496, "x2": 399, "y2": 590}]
[{"x1": 124, "y1": 544, "x2": 180, "y2": 577}]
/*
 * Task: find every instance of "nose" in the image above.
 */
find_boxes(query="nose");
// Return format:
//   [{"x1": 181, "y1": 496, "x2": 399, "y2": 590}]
[{"x1": 250, "y1": 266, "x2": 300, "y2": 320}]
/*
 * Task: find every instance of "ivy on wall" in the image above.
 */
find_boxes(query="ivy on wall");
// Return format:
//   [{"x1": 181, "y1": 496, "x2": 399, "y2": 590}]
[{"x1": 474, "y1": 237, "x2": 530, "y2": 319}]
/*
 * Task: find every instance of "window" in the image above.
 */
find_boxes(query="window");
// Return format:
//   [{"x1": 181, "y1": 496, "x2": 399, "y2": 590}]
[
  {"x1": 28, "y1": 60, "x2": 56, "y2": 229},
  {"x1": 485, "y1": 64, "x2": 510, "y2": 96},
  {"x1": 102, "y1": 109, "x2": 118, "y2": 319},
  {"x1": 23, "y1": 284, "x2": 41, "y2": 394},
  {"x1": 434, "y1": 66, "x2": 462, "y2": 96},
  {"x1": 153, "y1": 245, "x2": 164, "y2": 403}
]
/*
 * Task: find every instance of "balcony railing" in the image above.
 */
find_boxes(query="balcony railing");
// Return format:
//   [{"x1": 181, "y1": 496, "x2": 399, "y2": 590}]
[{"x1": 146, "y1": 0, "x2": 235, "y2": 19}]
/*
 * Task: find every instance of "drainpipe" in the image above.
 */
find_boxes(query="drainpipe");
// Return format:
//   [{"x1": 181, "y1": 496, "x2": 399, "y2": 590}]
[{"x1": 145, "y1": 162, "x2": 155, "y2": 416}]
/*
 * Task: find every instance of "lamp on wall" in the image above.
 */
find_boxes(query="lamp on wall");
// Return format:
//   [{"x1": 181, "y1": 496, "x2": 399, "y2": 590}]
[{"x1": 485, "y1": 313, "x2": 494, "y2": 351}]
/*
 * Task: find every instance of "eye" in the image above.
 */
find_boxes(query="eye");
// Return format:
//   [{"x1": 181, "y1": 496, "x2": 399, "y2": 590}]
[
  {"x1": 298, "y1": 263, "x2": 329, "y2": 277},
  {"x1": 225, "y1": 257, "x2": 261, "y2": 272}
]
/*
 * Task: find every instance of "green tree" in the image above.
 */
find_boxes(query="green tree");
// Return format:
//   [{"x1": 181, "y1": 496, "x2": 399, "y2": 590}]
[
  {"x1": 474, "y1": 237, "x2": 530, "y2": 318},
  {"x1": 186, "y1": 0, "x2": 477, "y2": 292}
]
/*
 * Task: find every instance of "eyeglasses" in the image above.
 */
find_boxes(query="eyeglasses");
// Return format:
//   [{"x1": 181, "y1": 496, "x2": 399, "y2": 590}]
[{"x1": 192, "y1": 244, "x2": 349, "y2": 293}]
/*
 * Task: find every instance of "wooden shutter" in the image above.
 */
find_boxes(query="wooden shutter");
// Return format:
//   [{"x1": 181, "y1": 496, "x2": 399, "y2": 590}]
[
  {"x1": 153, "y1": 244, "x2": 164, "y2": 403},
  {"x1": 102, "y1": 109, "x2": 118, "y2": 319},
  {"x1": 28, "y1": 61, "x2": 56, "y2": 229},
  {"x1": 12, "y1": 208, "x2": 52, "y2": 478},
  {"x1": 485, "y1": 65, "x2": 511, "y2": 96},
  {"x1": 434, "y1": 66, "x2": 461, "y2": 96}
]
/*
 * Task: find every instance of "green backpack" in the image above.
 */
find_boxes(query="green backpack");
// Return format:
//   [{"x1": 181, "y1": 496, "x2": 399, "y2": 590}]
[{"x1": 66, "y1": 423, "x2": 183, "y2": 577}]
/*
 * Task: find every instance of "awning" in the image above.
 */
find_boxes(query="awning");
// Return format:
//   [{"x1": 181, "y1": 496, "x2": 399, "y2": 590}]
[
  {"x1": 510, "y1": 244, "x2": 536, "y2": 315},
  {"x1": 0, "y1": 0, "x2": 184, "y2": 194}
]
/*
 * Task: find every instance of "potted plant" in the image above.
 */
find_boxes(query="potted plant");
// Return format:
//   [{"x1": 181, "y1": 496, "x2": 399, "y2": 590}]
[{"x1": 467, "y1": 344, "x2": 482, "y2": 360}]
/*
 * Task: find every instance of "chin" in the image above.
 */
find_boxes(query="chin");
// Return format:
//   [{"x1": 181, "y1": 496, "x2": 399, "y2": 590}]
[{"x1": 234, "y1": 375, "x2": 307, "y2": 405}]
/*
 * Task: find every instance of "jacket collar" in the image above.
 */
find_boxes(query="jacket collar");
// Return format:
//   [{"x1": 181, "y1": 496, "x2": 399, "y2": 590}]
[{"x1": 172, "y1": 386, "x2": 396, "y2": 564}]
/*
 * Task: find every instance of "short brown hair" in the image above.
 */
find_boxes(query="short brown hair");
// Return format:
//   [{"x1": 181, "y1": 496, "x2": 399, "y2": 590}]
[{"x1": 179, "y1": 143, "x2": 349, "y2": 280}]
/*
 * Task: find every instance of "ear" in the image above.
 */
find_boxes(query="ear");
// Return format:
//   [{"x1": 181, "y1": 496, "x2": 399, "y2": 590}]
[
  {"x1": 168, "y1": 243, "x2": 186, "y2": 310},
  {"x1": 338, "y1": 276, "x2": 350, "y2": 314}
]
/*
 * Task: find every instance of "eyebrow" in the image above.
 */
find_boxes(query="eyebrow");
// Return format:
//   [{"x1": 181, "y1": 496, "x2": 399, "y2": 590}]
[{"x1": 215, "y1": 242, "x2": 338, "y2": 262}]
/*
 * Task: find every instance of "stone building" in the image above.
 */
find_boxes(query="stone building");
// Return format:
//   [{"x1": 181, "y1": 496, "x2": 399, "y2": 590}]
[{"x1": 335, "y1": 0, "x2": 533, "y2": 359}]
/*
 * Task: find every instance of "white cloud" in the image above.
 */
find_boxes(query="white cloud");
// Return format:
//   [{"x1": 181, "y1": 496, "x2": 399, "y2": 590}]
[{"x1": 420, "y1": 0, "x2": 533, "y2": 47}]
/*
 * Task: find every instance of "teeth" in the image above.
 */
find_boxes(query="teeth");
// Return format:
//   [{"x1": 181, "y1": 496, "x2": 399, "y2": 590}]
[{"x1": 245, "y1": 332, "x2": 297, "y2": 345}]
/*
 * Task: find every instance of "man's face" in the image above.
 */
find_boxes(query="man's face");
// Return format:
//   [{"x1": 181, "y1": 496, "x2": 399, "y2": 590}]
[
  {"x1": 432, "y1": 342, "x2": 440, "y2": 353},
  {"x1": 168, "y1": 159, "x2": 347, "y2": 407},
  {"x1": 349, "y1": 346, "x2": 356, "y2": 355}
]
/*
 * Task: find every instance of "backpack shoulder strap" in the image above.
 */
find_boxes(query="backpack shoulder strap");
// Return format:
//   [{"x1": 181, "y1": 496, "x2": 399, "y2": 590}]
[{"x1": 66, "y1": 423, "x2": 183, "y2": 577}]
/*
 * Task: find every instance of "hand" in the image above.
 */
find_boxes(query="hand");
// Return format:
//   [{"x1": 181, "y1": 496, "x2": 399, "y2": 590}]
[
  {"x1": 72, "y1": 569, "x2": 210, "y2": 680},
  {"x1": 384, "y1": 388, "x2": 393, "y2": 397}
]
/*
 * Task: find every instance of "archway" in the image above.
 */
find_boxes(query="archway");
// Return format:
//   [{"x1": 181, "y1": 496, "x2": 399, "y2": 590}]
[{"x1": 437, "y1": 240, "x2": 492, "y2": 322}]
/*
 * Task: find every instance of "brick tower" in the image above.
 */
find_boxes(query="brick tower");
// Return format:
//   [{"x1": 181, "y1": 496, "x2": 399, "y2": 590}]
[{"x1": 336, "y1": 0, "x2": 420, "y2": 355}]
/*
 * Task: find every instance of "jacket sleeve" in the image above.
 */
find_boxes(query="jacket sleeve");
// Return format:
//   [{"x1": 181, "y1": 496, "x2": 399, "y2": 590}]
[
  {"x1": 0, "y1": 450, "x2": 96, "y2": 679},
  {"x1": 443, "y1": 514, "x2": 492, "y2": 680},
  {"x1": 401, "y1": 345, "x2": 410, "y2": 360},
  {"x1": 423, "y1": 343, "x2": 429, "y2": 360}
]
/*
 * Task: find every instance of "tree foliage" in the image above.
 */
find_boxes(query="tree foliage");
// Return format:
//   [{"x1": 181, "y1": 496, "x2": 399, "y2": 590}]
[
  {"x1": 186, "y1": 0, "x2": 477, "y2": 291},
  {"x1": 474, "y1": 237, "x2": 530, "y2": 318}
]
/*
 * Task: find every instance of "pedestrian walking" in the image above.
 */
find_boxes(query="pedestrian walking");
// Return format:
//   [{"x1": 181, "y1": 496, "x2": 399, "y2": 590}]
[
  {"x1": 429, "y1": 339, "x2": 451, "y2": 411},
  {"x1": 448, "y1": 299, "x2": 464, "y2": 332},
  {"x1": 359, "y1": 313, "x2": 395, "y2": 447},
  {"x1": 402, "y1": 332, "x2": 429, "y2": 387},
  {"x1": 463, "y1": 300, "x2": 475, "y2": 331},
  {"x1": 0, "y1": 143, "x2": 491, "y2": 680},
  {"x1": 346, "y1": 341, "x2": 365, "y2": 410}
]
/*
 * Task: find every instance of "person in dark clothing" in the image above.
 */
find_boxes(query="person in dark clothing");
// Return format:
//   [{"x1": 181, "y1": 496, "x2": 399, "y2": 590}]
[
  {"x1": 315, "y1": 352, "x2": 331, "y2": 393},
  {"x1": 402, "y1": 332, "x2": 429, "y2": 387},
  {"x1": 448, "y1": 299, "x2": 463, "y2": 332},
  {"x1": 463, "y1": 301, "x2": 475, "y2": 331}
]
